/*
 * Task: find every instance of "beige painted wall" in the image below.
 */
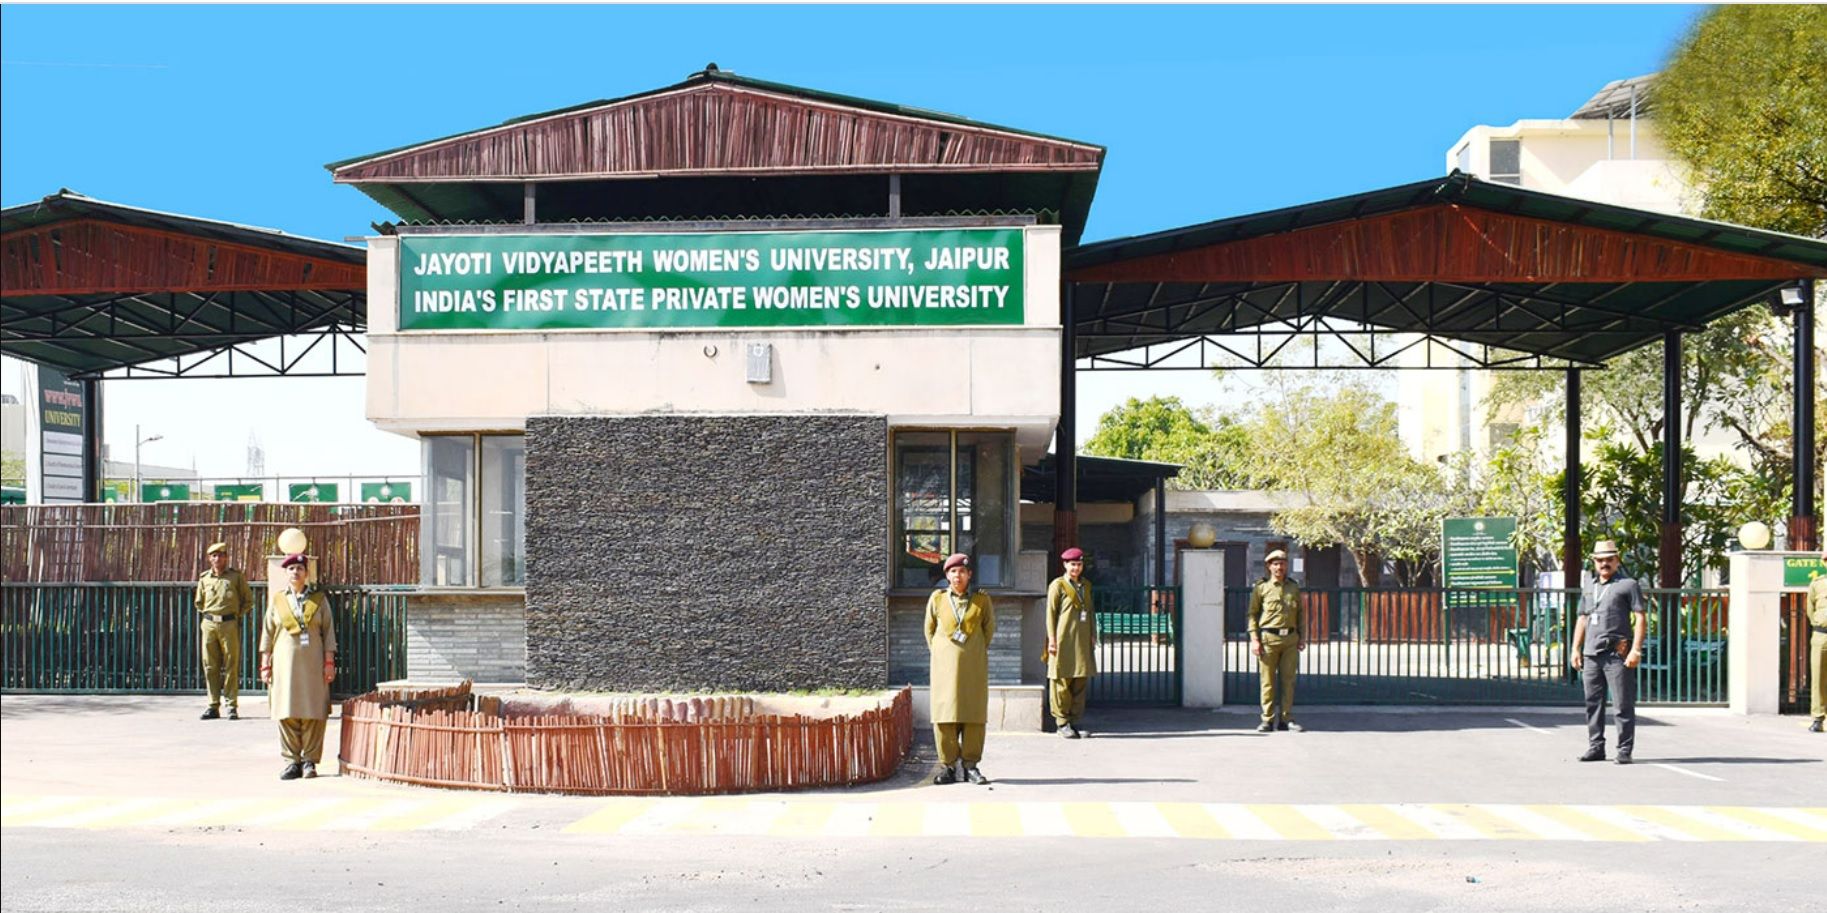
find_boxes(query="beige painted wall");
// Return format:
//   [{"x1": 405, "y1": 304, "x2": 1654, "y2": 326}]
[{"x1": 363, "y1": 225, "x2": 1063, "y2": 450}]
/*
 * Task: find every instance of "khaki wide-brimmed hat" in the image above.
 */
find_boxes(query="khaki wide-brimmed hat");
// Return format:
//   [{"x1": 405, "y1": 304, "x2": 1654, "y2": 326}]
[{"x1": 1591, "y1": 540, "x2": 1621, "y2": 559}]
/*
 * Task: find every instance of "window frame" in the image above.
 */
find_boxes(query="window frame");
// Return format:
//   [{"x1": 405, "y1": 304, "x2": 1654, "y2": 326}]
[
  {"x1": 889, "y1": 427, "x2": 1018, "y2": 592},
  {"x1": 420, "y1": 430, "x2": 526, "y2": 591}
]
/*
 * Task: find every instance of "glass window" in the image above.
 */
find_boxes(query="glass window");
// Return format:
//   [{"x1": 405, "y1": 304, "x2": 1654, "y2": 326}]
[
  {"x1": 1489, "y1": 139, "x2": 1522, "y2": 186},
  {"x1": 423, "y1": 435, "x2": 474, "y2": 587},
  {"x1": 892, "y1": 430, "x2": 1014, "y2": 589},
  {"x1": 481, "y1": 436, "x2": 526, "y2": 587}
]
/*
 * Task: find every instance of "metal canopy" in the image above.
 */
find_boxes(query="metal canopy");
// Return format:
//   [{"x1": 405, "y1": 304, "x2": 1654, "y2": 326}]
[
  {"x1": 1022, "y1": 454, "x2": 1180, "y2": 505},
  {"x1": 1063, "y1": 173, "x2": 1827, "y2": 370},
  {"x1": 1, "y1": 191, "x2": 369, "y2": 379}
]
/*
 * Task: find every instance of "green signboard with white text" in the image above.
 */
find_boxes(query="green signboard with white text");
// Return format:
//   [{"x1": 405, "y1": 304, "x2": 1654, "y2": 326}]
[
  {"x1": 1783, "y1": 555, "x2": 1826, "y2": 588},
  {"x1": 1442, "y1": 517, "x2": 1518, "y2": 590},
  {"x1": 398, "y1": 229, "x2": 1024, "y2": 331},
  {"x1": 140, "y1": 483, "x2": 191, "y2": 503},
  {"x1": 360, "y1": 481, "x2": 412, "y2": 503},
  {"x1": 289, "y1": 483, "x2": 339, "y2": 503},
  {"x1": 214, "y1": 483, "x2": 264, "y2": 502}
]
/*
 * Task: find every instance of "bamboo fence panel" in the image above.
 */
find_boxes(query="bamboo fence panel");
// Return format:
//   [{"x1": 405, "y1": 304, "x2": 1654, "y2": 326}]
[
  {"x1": 1, "y1": 503, "x2": 417, "y2": 584},
  {"x1": 338, "y1": 687, "x2": 914, "y2": 796}
]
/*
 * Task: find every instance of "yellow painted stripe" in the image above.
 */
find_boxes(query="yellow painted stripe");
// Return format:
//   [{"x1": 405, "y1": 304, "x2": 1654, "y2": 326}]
[
  {"x1": 1155, "y1": 803, "x2": 1229, "y2": 840},
  {"x1": 766, "y1": 801, "x2": 836, "y2": 837},
  {"x1": 1248, "y1": 804, "x2": 1333, "y2": 841},
  {"x1": 269, "y1": 798, "x2": 390, "y2": 830},
  {"x1": 563, "y1": 799, "x2": 656, "y2": 834},
  {"x1": 867, "y1": 803, "x2": 925, "y2": 837},
  {"x1": 1061, "y1": 802, "x2": 1126, "y2": 838},
  {"x1": 368, "y1": 800, "x2": 483, "y2": 832},
  {"x1": 1707, "y1": 807, "x2": 1827, "y2": 841},
  {"x1": 1525, "y1": 805, "x2": 1651, "y2": 843},
  {"x1": 1620, "y1": 806, "x2": 1748, "y2": 842},
  {"x1": 967, "y1": 802, "x2": 1024, "y2": 838},
  {"x1": 1339, "y1": 804, "x2": 1435, "y2": 840},
  {"x1": 2, "y1": 797, "x2": 117, "y2": 826},
  {"x1": 1431, "y1": 805, "x2": 1539, "y2": 840}
]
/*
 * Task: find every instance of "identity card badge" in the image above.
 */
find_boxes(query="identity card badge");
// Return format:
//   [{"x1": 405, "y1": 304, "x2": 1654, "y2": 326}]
[
  {"x1": 300, "y1": 632, "x2": 311, "y2": 647},
  {"x1": 951, "y1": 630, "x2": 968, "y2": 645}
]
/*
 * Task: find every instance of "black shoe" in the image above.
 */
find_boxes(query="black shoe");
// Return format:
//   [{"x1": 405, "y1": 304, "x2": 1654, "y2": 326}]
[
  {"x1": 1058, "y1": 723, "x2": 1079, "y2": 739},
  {"x1": 302, "y1": 762, "x2": 318, "y2": 779},
  {"x1": 1614, "y1": 753, "x2": 1633, "y2": 766},
  {"x1": 1578, "y1": 747, "x2": 1606, "y2": 762},
  {"x1": 1275, "y1": 721, "x2": 1289, "y2": 732},
  {"x1": 280, "y1": 762, "x2": 303, "y2": 781},
  {"x1": 226, "y1": 708, "x2": 239, "y2": 720},
  {"x1": 1256, "y1": 721, "x2": 1273, "y2": 733},
  {"x1": 1810, "y1": 719, "x2": 1823, "y2": 733},
  {"x1": 200, "y1": 707, "x2": 220, "y2": 720},
  {"x1": 932, "y1": 766, "x2": 958, "y2": 785},
  {"x1": 964, "y1": 766, "x2": 989, "y2": 785}
]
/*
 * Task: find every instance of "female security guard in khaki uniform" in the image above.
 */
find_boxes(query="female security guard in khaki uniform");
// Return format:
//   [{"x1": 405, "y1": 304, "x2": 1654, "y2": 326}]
[
  {"x1": 1046, "y1": 547, "x2": 1097, "y2": 738},
  {"x1": 1248, "y1": 549, "x2": 1305, "y2": 733},
  {"x1": 259, "y1": 553, "x2": 337, "y2": 780},
  {"x1": 925, "y1": 553, "x2": 994, "y2": 784}
]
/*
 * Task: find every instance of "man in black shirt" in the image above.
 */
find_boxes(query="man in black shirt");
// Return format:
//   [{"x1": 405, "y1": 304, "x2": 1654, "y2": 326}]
[{"x1": 1572, "y1": 539, "x2": 1648, "y2": 765}]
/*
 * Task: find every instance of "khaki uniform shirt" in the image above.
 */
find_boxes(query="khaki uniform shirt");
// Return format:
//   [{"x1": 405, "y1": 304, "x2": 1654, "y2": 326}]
[
  {"x1": 1808, "y1": 575, "x2": 1827, "y2": 629},
  {"x1": 195, "y1": 568, "x2": 253, "y2": 621},
  {"x1": 925, "y1": 588, "x2": 995, "y2": 724},
  {"x1": 1045, "y1": 575, "x2": 1098, "y2": 680},
  {"x1": 1248, "y1": 577, "x2": 1302, "y2": 638},
  {"x1": 259, "y1": 587, "x2": 337, "y2": 720}
]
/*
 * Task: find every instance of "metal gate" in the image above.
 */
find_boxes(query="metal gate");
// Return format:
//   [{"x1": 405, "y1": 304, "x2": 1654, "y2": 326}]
[
  {"x1": 1779, "y1": 593, "x2": 1811, "y2": 714},
  {"x1": 1221, "y1": 587, "x2": 1727, "y2": 706},
  {"x1": 1089, "y1": 585, "x2": 1181, "y2": 705},
  {"x1": 1, "y1": 582, "x2": 409, "y2": 697}
]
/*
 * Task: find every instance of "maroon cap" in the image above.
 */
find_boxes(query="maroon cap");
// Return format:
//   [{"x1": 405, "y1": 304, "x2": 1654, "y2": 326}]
[
  {"x1": 1060, "y1": 547, "x2": 1085, "y2": 561},
  {"x1": 280, "y1": 553, "x2": 309, "y2": 569},
  {"x1": 942, "y1": 553, "x2": 971, "y2": 573}
]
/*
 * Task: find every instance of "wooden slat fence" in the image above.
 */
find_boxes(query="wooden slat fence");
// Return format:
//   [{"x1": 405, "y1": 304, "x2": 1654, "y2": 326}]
[
  {"x1": 339, "y1": 687, "x2": 915, "y2": 796},
  {"x1": 1, "y1": 503, "x2": 417, "y2": 583}
]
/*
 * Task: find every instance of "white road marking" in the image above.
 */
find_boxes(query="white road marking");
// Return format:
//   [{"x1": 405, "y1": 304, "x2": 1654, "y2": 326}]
[
  {"x1": 1504, "y1": 718, "x2": 1555, "y2": 735},
  {"x1": 1653, "y1": 763, "x2": 1725, "y2": 782}
]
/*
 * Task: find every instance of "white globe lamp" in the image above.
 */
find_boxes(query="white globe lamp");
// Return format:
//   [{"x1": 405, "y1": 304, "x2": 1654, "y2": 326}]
[
  {"x1": 1187, "y1": 522, "x2": 1218, "y2": 549},
  {"x1": 1736, "y1": 521, "x2": 1771, "y2": 551}
]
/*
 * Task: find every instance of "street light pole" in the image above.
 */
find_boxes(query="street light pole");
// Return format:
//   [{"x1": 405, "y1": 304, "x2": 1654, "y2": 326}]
[{"x1": 133, "y1": 424, "x2": 163, "y2": 503}]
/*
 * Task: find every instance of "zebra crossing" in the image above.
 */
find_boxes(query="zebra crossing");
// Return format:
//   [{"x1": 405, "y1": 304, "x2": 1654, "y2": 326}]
[{"x1": 8, "y1": 792, "x2": 1823, "y2": 842}]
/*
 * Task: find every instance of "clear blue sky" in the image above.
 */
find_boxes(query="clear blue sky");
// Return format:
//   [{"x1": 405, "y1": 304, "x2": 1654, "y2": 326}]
[{"x1": 0, "y1": 4, "x2": 1705, "y2": 479}]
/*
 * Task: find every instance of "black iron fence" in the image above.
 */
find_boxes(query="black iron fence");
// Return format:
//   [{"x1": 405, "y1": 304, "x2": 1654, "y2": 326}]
[{"x1": 1090, "y1": 585, "x2": 1181, "y2": 705}]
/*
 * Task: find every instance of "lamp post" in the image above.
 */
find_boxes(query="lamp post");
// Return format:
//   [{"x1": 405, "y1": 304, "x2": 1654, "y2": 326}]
[{"x1": 133, "y1": 424, "x2": 163, "y2": 503}]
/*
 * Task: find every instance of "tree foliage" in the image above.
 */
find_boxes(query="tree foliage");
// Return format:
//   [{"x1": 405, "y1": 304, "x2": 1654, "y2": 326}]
[
  {"x1": 1656, "y1": 5, "x2": 1827, "y2": 237},
  {"x1": 1081, "y1": 395, "x2": 1250, "y2": 489}
]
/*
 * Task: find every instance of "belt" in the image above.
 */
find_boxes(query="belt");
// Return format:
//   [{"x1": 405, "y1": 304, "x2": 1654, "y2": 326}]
[
  {"x1": 202, "y1": 613, "x2": 237, "y2": 624},
  {"x1": 1256, "y1": 627, "x2": 1298, "y2": 635},
  {"x1": 1813, "y1": 625, "x2": 1827, "y2": 635}
]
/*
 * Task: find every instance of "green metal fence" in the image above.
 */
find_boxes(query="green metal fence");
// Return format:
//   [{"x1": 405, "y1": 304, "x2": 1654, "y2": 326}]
[
  {"x1": 1090, "y1": 585, "x2": 1181, "y2": 705},
  {"x1": 1, "y1": 582, "x2": 409, "y2": 696},
  {"x1": 1221, "y1": 587, "x2": 1727, "y2": 706}
]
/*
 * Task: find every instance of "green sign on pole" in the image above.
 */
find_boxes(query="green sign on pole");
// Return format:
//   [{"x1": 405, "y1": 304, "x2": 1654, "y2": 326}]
[
  {"x1": 1442, "y1": 517, "x2": 1518, "y2": 592},
  {"x1": 1783, "y1": 555, "x2": 1826, "y2": 588},
  {"x1": 398, "y1": 228, "x2": 1025, "y2": 331},
  {"x1": 214, "y1": 483, "x2": 264, "y2": 502},
  {"x1": 289, "y1": 483, "x2": 339, "y2": 504},
  {"x1": 360, "y1": 481, "x2": 412, "y2": 503},
  {"x1": 140, "y1": 483, "x2": 191, "y2": 503}
]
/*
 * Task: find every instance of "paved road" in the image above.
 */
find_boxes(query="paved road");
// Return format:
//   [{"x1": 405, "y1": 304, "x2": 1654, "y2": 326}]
[{"x1": 4, "y1": 695, "x2": 1822, "y2": 912}]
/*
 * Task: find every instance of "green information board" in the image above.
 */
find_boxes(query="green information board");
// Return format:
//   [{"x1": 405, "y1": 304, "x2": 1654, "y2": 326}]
[
  {"x1": 398, "y1": 228, "x2": 1025, "y2": 331},
  {"x1": 1442, "y1": 517, "x2": 1518, "y2": 590},
  {"x1": 289, "y1": 483, "x2": 339, "y2": 504},
  {"x1": 360, "y1": 481, "x2": 411, "y2": 503},
  {"x1": 140, "y1": 483, "x2": 191, "y2": 503},
  {"x1": 1783, "y1": 555, "x2": 1826, "y2": 588},
  {"x1": 214, "y1": 483, "x2": 264, "y2": 502}
]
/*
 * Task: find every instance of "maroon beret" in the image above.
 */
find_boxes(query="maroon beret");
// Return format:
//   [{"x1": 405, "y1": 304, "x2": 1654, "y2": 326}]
[
  {"x1": 1060, "y1": 547, "x2": 1085, "y2": 561},
  {"x1": 942, "y1": 553, "x2": 971, "y2": 573},
  {"x1": 280, "y1": 553, "x2": 309, "y2": 569}
]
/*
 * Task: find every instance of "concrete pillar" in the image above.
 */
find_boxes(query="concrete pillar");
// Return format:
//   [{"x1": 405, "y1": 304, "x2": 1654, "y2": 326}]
[
  {"x1": 1725, "y1": 550, "x2": 1805, "y2": 714},
  {"x1": 1182, "y1": 549, "x2": 1226, "y2": 708}
]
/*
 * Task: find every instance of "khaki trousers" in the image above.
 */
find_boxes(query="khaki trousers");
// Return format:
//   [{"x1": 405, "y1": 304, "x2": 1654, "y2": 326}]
[
  {"x1": 1258, "y1": 633, "x2": 1299, "y2": 724},
  {"x1": 200, "y1": 619, "x2": 240, "y2": 710},
  {"x1": 278, "y1": 718, "x2": 327, "y2": 764},
  {"x1": 933, "y1": 723, "x2": 985, "y2": 766},
  {"x1": 1811, "y1": 631, "x2": 1826, "y2": 722},
  {"x1": 1050, "y1": 676, "x2": 1089, "y2": 725}
]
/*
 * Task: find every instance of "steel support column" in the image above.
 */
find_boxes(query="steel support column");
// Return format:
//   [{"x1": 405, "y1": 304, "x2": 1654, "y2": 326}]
[
  {"x1": 1052, "y1": 282, "x2": 1079, "y2": 581},
  {"x1": 1791, "y1": 281, "x2": 1818, "y2": 551},
  {"x1": 1154, "y1": 476, "x2": 1167, "y2": 587},
  {"x1": 81, "y1": 379, "x2": 103, "y2": 502},
  {"x1": 1659, "y1": 331, "x2": 1683, "y2": 588},
  {"x1": 1563, "y1": 369, "x2": 1583, "y2": 587}
]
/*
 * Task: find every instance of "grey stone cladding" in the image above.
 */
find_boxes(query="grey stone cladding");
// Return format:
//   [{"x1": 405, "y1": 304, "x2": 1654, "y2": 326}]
[
  {"x1": 405, "y1": 592, "x2": 527, "y2": 683},
  {"x1": 524, "y1": 414, "x2": 889, "y2": 691}
]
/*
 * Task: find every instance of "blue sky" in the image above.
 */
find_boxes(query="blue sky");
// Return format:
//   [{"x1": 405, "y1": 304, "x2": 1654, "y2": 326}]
[{"x1": 0, "y1": 4, "x2": 1705, "y2": 480}]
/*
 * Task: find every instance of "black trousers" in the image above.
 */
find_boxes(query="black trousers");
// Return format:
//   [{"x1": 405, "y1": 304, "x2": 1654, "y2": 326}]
[{"x1": 1582, "y1": 650, "x2": 1637, "y2": 754}]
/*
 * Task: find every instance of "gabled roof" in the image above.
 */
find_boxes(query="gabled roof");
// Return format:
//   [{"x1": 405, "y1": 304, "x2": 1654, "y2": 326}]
[
  {"x1": 1064, "y1": 173, "x2": 1827, "y2": 366},
  {"x1": 1, "y1": 190, "x2": 366, "y2": 378},
  {"x1": 326, "y1": 66, "x2": 1105, "y2": 243}
]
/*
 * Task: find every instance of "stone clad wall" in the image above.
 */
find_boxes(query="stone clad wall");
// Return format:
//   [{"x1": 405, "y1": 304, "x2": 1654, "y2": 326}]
[{"x1": 524, "y1": 414, "x2": 888, "y2": 691}]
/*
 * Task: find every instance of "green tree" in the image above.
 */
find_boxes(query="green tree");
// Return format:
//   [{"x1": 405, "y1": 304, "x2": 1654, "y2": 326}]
[
  {"x1": 1081, "y1": 395, "x2": 1250, "y2": 489},
  {"x1": 1656, "y1": 5, "x2": 1827, "y2": 238}
]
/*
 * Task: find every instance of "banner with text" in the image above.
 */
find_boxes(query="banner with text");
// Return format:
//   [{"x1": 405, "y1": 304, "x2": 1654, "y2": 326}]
[
  {"x1": 1442, "y1": 517, "x2": 1518, "y2": 594},
  {"x1": 36, "y1": 365, "x2": 87, "y2": 504},
  {"x1": 398, "y1": 228, "x2": 1025, "y2": 331}
]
